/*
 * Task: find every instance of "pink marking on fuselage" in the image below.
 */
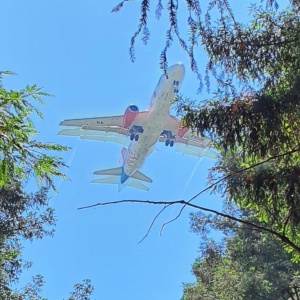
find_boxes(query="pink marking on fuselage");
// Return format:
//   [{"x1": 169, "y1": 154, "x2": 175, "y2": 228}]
[{"x1": 121, "y1": 147, "x2": 127, "y2": 162}]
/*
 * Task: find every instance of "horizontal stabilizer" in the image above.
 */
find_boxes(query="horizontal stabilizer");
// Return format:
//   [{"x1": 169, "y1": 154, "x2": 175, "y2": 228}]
[
  {"x1": 92, "y1": 176, "x2": 149, "y2": 191},
  {"x1": 94, "y1": 167, "x2": 122, "y2": 176},
  {"x1": 92, "y1": 177, "x2": 119, "y2": 184},
  {"x1": 132, "y1": 170, "x2": 152, "y2": 183},
  {"x1": 128, "y1": 180, "x2": 149, "y2": 191}
]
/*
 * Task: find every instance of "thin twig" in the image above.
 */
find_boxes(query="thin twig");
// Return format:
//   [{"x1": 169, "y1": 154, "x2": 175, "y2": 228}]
[
  {"x1": 138, "y1": 204, "x2": 171, "y2": 243},
  {"x1": 160, "y1": 205, "x2": 185, "y2": 236}
]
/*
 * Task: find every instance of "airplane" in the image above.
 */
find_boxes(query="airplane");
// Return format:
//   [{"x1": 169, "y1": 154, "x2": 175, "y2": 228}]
[{"x1": 58, "y1": 64, "x2": 218, "y2": 191}]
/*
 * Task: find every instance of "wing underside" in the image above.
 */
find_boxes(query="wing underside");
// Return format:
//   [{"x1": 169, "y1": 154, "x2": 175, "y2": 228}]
[
  {"x1": 58, "y1": 112, "x2": 149, "y2": 146},
  {"x1": 59, "y1": 113, "x2": 218, "y2": 159},
  {"x1": 161, "y1": 116, "x2": 219, "y2": 159}
]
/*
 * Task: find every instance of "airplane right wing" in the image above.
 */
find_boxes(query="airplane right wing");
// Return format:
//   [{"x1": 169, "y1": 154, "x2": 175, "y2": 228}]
[
  {"x1": 58, "y1": 127, "x2": 131, "y2": 147},
  {"x1": 59, "y1": 111, "x2": 149, "y2": 128},
  {"x1": 58, "y1": 111, "x2": 149, "y2": 147}
]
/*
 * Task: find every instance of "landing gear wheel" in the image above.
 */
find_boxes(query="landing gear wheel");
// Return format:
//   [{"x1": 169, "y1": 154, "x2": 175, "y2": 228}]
[
  {"x1": 130, "y1": 133, "x2": 135, "y2": 141},
  {"x1": 135, "y1": 134, "x2": 139, "y2": 141},
  {"x1": 170, "y1": 140, "x2": 174, "y2": 147},
  {"x1": 165, "y1": 139, "x2": 170, "y2": 146}
]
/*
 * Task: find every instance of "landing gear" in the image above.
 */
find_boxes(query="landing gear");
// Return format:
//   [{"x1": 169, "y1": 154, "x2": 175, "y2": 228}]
[
  {"x1": 161, "y1": 130, "x2": 175, "y2": 147},
  {"x1": 129, "y1": 125, "x2": 144, "y2": 142},
  {"x1": 130, "y1": 133, "x2": 140, "y2": 141},
  {"x1": 165, "y1": 139, "x2": 174, "y2": 147}
]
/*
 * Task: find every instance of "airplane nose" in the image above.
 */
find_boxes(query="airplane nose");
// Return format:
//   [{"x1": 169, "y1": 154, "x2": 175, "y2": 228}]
[
  {"x1": 166, "y1": 64, "x2": 185, "y2": 80},
  {"x1": 178, "y1": 64, "x2": 185, "y2": 78}
]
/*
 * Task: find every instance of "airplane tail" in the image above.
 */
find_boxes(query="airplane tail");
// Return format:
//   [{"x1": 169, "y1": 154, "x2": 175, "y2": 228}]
[
  {"x1": 93, "y1": 168, "x2": 152, "y2": 183},
  {"x1": 92, "y1": 176, "x2": 149, "y2": 191},
  {"x1": 92, "y1": 167, "x2": 152, "y2": 191}
]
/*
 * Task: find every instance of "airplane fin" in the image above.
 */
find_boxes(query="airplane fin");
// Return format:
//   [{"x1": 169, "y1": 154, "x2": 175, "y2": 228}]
[
  {"x1": 93, "y1": 167, "x2": 122, "y2": 176},
  {"x1": 131, "y1": 171, "x2": 152, "y2": 183}
]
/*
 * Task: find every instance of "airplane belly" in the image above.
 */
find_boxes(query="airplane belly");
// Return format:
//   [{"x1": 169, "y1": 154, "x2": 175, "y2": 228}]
[
  {"x1": 123, "y1": 145, "x2": 147, "y2": 176},
  {"x1": 123, "y1": 65, "x2": 185, "y2": 178}
]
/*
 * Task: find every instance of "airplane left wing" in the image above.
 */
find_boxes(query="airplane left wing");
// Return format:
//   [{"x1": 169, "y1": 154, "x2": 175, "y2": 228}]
[
  {"x1": 160, "y1": 116, "x2": 219, "y2": 159},
  {"x1": 176, "y1": 135, "x2": 219, "y2": 159}
]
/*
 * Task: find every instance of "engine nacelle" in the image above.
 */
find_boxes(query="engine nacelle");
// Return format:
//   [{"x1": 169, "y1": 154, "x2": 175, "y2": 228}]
[{"x1": 123, "y1": 105, "x2": 139, "y2": 128}]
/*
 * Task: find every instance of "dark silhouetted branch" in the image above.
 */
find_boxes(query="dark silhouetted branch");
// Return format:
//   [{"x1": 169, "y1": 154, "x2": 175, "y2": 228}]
[{"x1": 78, "y1": 199, "x2": 300, "y2": 253}]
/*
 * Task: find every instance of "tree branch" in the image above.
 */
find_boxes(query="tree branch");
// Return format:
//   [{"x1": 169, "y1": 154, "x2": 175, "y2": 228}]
[{"x1": 78, "y1": 199, "x2": 300, "y2": 253}]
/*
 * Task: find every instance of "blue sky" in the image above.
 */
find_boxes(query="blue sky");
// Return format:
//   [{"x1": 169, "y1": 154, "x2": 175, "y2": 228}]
[{"x1": 0, "y1": 0, "x2": 274, "y2": 299}]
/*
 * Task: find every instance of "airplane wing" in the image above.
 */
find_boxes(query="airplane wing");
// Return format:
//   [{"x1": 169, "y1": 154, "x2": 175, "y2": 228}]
[
  {"x1": 58, "y1": 112, "x2": 149, "y2": 146},
  {"x1": 160, "y1": 116, "x2": 219, "y2": 159},
  {"x1": 60, "y1": 112, "x2": 149, "y2": 127},
  {"x1": 58, "y1": 128, "x2": 131, "y2": 147}
]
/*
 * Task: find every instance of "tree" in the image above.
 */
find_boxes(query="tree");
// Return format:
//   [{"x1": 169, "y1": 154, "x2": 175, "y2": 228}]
[
  {"x1": 0, "y1": 72, "x2": 94, "y2": 299},
  {"x1": 0, "y1": 71, "x2": 67, "y2": 189},
  {"x1": 182, "y1": 211, "x2": 300, "y2": 300},
  {"x1": 111, "y1": 0, "x2": 300, "y2": 257}
]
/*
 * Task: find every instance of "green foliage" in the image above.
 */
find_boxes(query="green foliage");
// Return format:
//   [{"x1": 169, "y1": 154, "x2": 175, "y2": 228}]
[
  {"x1": 182, "y1": 212, "x2": 300, "y2": 300},
  {"x1": 0, "y1": 74, "x2": 94, "y2": 298},
  {"x1": 113, "y1": 0, "x2": 300, "y2": 92},
  {"x1": 176, "y1": 73, "x2": 300, "y2": 253},
  {"x1": 0, "y1": 73, "x2": 68, "y2": 190},
  {"x1": 151, "y1": 0, "x2": 300, "y2": 257},
  {"x1": 65, "y1": 279, "x2": 95, "y2": 300}
]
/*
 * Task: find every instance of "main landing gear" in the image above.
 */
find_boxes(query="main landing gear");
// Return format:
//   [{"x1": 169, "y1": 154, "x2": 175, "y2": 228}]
[
  {"x1": 129, "y1": 125, "x2": 144, "y2": 141},
  {"x1": 165, "y1": 139, "x2": 174, "y2": 147},
  {"x1": 161, "y1": 130, "x2": 175, "y2": 147}
]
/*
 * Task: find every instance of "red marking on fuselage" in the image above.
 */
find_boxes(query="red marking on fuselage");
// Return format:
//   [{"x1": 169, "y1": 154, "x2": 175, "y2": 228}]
[{"x1": 123, "y1": 107, "x2": 138, "y2": 128}]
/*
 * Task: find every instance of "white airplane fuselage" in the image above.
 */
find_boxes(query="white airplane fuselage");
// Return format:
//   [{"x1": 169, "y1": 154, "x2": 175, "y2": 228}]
[{"x1": 121, "y1": 64, "x2": 185, "y2": 184}]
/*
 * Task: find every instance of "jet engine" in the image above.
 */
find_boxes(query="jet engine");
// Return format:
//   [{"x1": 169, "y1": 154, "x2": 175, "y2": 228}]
[{"x1": 123, "y1": 105, "x2": 139, "y2": 128}]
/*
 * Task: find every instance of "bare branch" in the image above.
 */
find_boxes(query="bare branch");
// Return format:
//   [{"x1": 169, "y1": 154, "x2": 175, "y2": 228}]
[{"x1": 78, "y1": 199, "x2": 300, "y2": 253}]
